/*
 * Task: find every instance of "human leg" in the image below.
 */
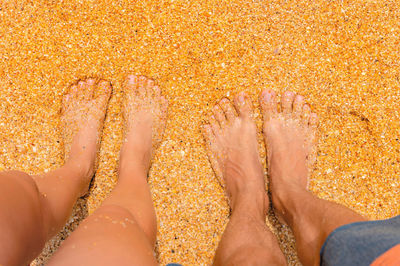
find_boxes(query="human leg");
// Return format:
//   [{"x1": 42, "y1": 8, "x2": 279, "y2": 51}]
[
  {"x1": 0, "y1": 79, "x2": 111, "y2": 265},
  {"x1": 48, "y1": 75, "x2": 167, "y2": 265},
  {"x1": 259, "y1": 89, "x2": 366, "y2": 266},
  {"x1": 203, "y1": 93, "x2": 286, "y2": 266}
]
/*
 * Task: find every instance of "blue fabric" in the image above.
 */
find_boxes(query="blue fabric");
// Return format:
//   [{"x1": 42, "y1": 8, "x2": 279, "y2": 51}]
[
  {"x1": 320, "y1": 215, "x2": 400, "y2": 266},
  {"x1": 166, "y1": 264, "x2": 182, "y2": 266}
]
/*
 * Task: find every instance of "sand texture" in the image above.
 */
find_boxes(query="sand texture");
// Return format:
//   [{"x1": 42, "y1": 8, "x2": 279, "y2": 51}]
[{"x1": 0, "y1": 0, "x2": 399, "y2": 265}]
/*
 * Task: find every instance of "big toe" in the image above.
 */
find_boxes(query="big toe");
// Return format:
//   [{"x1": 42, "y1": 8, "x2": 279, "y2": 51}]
[
  {"x1": 124, "y1": 75, "x2": 139, "y2": 95},
  {"x1": 259, "y1": 89, "x2": 277, "y2": 122},
  {"x1": 83, "y1": 78, "x2": 96, "y2": 100},
  {"x1": 234, "y1": 92, "x2": 253, "y2": 119}
]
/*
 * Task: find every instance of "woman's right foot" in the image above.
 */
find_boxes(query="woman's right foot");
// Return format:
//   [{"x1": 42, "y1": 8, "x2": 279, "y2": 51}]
[
  {"x1": 120, "y1": 75, "x2": 168, "y2": 175},
  {"x1": 259, "y1": 90, "x2": 318, "y2": 222}
]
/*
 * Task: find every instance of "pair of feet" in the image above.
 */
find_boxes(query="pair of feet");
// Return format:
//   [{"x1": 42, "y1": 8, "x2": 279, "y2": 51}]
[
  {"x1": 203, "y1": 90, "x2": 318, "y2": 222},
  {"x1": 60, "y1": 75, "x2": 168, "y2": 196}
]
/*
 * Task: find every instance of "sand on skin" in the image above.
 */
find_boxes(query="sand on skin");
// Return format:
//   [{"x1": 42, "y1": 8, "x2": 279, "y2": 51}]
[{"x1": 0, "y1": 0, "x2": 399, "y2": 265}]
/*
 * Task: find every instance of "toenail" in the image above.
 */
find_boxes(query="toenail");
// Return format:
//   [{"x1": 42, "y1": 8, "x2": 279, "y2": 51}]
[
  {"x1": 127, "y1": 75, "x2": 137, "y2": 84},
  {"x1": 263, "y1": 91, "x2": 271, "y2": 100},
  {"x1": 87, "y1": 79, "x2": 96, "y2": 85},
  {"x1": 238, "y1": 93, "x2": 245, "y2": 102},
  {"x1": 99, "y1": 81, "x2": 110, "y2": 89},
  {"x1": 285, "y1": 91, "x2": 294, "y2": 97}
]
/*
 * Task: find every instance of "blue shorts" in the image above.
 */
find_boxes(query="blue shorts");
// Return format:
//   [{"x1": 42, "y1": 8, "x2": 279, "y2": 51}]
[
  {"x1": 320, "y1": 215, "x2": 400, "y2": 266},
  {"x1": 167, "y1": 215, "x2": 400, "y2": 266}
]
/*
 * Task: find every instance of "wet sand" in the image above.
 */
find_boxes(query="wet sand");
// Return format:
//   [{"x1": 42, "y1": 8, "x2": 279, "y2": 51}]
[{"x1": 0, "y1": 0, "x2": 399, "y2": 265}]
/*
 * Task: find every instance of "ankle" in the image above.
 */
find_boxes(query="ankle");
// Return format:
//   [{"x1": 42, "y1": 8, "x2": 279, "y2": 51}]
[
  {"x1": 119, "y1": 153, "x2": 149, "y2": 175},
  {"x1": 230, "y1": 191, "x2": 266, "y2": 221},
  {"x1": 225, "y1": 170, "x2": 267, "y2": 218},
  {"x1": 271, "y1": 181, "x2": 310, "y2": 222},
  {"x1": 64, "y1": 158, "x2": 94, "y2": 180},
  {"x1": 119, "y1": 142, "x2": 151, "y2": 173}
]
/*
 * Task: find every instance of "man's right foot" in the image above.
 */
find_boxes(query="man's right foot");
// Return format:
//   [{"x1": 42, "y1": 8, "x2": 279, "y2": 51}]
[
  {"x1": 259, "y1": 90, "x2": 318, "y2": 222},
  {"x1": 203, "y1": 93, "x2": 266, "y2": 218}
]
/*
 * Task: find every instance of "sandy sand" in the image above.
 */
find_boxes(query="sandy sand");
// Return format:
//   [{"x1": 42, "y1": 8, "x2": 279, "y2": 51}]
[{"x1": 0, "y1": 0, "x2": 399, "y2": 265}]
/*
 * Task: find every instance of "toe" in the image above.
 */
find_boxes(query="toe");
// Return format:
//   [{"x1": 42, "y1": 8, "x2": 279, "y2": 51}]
[
  {"x1": 146, "y1": 78, "x2": 156, "y2": 97},
  {"x1": 124, "y1": 75, "x2": 138, "y2": 94},
  {"x1": 259, "y1": 89, "x2": 277, "y2": 122},
  {"x1": 61, "y1": 93, "x2": 71, "y2": 114},
  {"x1": 219, "y1": 98, "x2": 236, "y2": 122},
  {"x1": 77, "y1": 81, "x2": 86, "y2": 99},
  {"x1": 138, "y1": 76, "x2": 147, "y2": 97},
  {"x1": 309, "y1": 113, "x2": 319, "y2": 130},
  {"x1": 147, "y1": 79, "x2": 161, "y2": 101},
  {"x1": 202, "y1": 124, "x2": 216, "y2": 145},
  {"x1": 156, "y1": 95, "x2": 168, "y2": 140},
  {"x1": 95, "y1": 80, "x2": 112, "y2": 108},
  {"x1": 153, "y1": 85, "x2": 161, "y2": 99},
  {"x1": 293, "y1": 95, "x2": 305, "y2": 119},
  {"x1": 84, "y1": 78, "x2": 96, "y2": 100},
  {"x1": 202, "y1": 124, "x2": 224, "y2": 185},
  {"x1": 234, "y1": 92, "x2": 253, "y2": 118},
  {"x1": 281, "y1": 91, "x2": 295, "y2": 114},
  {"x1": 160, "y1": 96, "x2": 169, "y2": 120},
  {"x1": 301, "y1": 104, "x2": 311, "y2": 125},
  {"x1": 69, "y1": 84, "x2": 79, "y2": 100},
  {"x1": 212, "y1": 104, "x2": 227, "y2": 128},
  {"x1": 209, "y1": 114, "x2": 221, "y2": 136}
]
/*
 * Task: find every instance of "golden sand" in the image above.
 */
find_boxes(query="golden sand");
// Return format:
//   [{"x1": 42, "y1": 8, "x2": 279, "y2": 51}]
[{"x1": 0, "y1": 0, "x2": 399, "y2": 265}]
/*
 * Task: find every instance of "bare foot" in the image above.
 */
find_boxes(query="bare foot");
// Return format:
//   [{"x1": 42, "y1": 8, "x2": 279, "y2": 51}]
[
  {"x1": 61, "y1": 78, "x2": 112, "y2": 196},
  {"x1": 203, "y1": 93, "x2": 266, "y2": 216},
  {"x1": 259, "y1": 90, "x2": 318, "y2": 220},
  {"x1": 119, "y1": 75, "x2": 168, "y2": 175}
]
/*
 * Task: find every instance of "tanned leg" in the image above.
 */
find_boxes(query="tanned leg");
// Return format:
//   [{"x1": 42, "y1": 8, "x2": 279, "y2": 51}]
[
  {"x1": 48, "y1": 75, "x2": 168, "y2": 266},
  {"x1": 259, "y1": 90, "x2": 366, "y2": 266},
  {"x1": 0, "y1": 79, "x2": 111, "y2": 266},
  {"x1": 203, "y1": 93, "x2": 286, "y2": 266}
]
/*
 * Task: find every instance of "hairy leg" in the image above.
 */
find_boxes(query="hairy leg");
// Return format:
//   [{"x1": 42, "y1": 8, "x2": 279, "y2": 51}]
[
  {"x1": 260, "y1": 90, "x2": 366, "y2": 266},
  {"x1": 0, "y1": 79, "x2": 111, "y2": 265},
  {"x1": 203, "y1": 93, "x2": 286, "y2": 266},
  {"x1": 48, "y1": 75, "x2": 168, "y2": 265}
]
